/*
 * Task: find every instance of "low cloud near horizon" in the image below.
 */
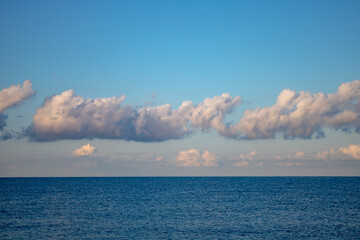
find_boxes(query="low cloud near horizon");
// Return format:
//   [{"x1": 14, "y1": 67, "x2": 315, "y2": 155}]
[
  {"x1": 271, "y1": 144, "x2": 360, "y2": 161},
  {"x1": 72, "y1": 143, "x2": 97, "y2": 156},
  {"x1": 175, "y1": 149, "x2": 218, "y2": 167},
  {"x1": 233, "y1": 151, "x2": 257, "y2": 167},
  {"x1": 28, "y1": 90, "x2": 241, "y2": 142},
  {"x1": 1, "y1": 80, "x2": 360, "y2": 143}
]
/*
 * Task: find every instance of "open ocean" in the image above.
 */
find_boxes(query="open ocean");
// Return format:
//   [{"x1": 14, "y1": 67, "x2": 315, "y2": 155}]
[{"x1": 1, "y1": 177, "x2": 359, "y2": 239}]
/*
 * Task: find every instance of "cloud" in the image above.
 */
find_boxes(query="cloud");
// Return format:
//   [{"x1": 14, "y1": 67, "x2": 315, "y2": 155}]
[
  {"x1": 201, "y1": 150, "x2": 218, "y2": 167},
  {"x1": 228, "y1": 80, "x2": 360, "y2": 139},
  {"x1": 339, "y1": 144, "x2": 360, "y2": 159},
  {"x1": 26, "y1": 80, "x2": 360, "y2": 142},
  {"x1": 28, "y1": 90, "x2": 240, "y2": 141},
  {"x1": 233, "y1": 150, "x2": 257, "y2": 167},
  {"x1": 0, "y1": 80, "x2": 36, "y2": 138},
  {"x1": 317, "y1": 144, "x2": 360, "y2": 160},
  {"x1": 277, "y1": 149, "x2": 305, "y2": 160},
  {"x1": 0, "y1": 80, "x2": 36, "y2": 113},
  {"x1": 234, "y1": 161, "x2": 249, "y2": 167},
  {"x1": 272, "y1": 144, "x2": 360, "y2": 161},
  {"x1": 72, "y1": 143, "x2": 97, "y2": 156},
  {"x1": 175, "y1": 149, "x2": 218, "y2": 167},
  {"x1": 189, "y1": 94, "x2": 242, "y2": 135}
]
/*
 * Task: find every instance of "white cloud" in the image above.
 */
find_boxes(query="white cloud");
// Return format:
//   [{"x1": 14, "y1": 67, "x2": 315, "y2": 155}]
[
  {"x1": 339, "y1": 144, "x2": 360, "y2": 160},
  {"x1": 175, "y1": 149, "x2": 201, "y2": 167},
  {"x1": 317, "y1": 144, "x2": 360, "y2": 160},
  {"x1": 156, "y1": 156, "x2": 163, "y2": 162},
  {"x1": 316, "y1": 148, "x2": 339, "y2": 160},
  {"x1": 201, "y1": 150, "x2": 218, "y2": 167},
  {"x1": 175, "y1": 149, "x2": 218, "y2": 167},
  {"x1": 72, "y1": 143, "x2": 97, "y2": 156},
  {"x1": 274, "y1": 144, "x2": 360, "y2": 161},
  {"x1": 0, "y1": 80, "x2": 36, "y2": 135},
  {"x1": 189, "y1": 93, "x2": 242, "y2": 135},
  {"x1": 229, "y1": 80, "x2": 360, "y2": 139},
  {"x1": 29, "y1": 90, "x2": 240, "y2": 142},
  {"x1": 27, "y1": 80, "x2": 360, "y2": 142},
  {"x1": 0, "y1": 80, "x2": 36, "y2": 114},
  {"x1": 233, "y1": 150, "x2": 257, "y2": 167}
]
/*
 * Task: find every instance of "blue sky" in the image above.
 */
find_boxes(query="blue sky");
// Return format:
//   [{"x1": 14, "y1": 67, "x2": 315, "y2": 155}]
[{"x1": 0, "y1": 0, "x2": 360, "y2": 176}]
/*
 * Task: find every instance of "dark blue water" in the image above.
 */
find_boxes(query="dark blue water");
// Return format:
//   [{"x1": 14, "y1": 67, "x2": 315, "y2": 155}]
[{"x1": 1, "y1": 177, "x2": 360, "y2": 239}]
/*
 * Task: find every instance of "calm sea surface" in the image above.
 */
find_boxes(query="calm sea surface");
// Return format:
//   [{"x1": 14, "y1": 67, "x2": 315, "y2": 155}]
[{"x1": 1, "y1": 177, "x2": 360, "y2": 239}]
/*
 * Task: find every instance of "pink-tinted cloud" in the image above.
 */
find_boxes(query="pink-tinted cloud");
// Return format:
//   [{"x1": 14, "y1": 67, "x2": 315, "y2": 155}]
[
  {"x1": 0, "y1": 80, "x2": 36, "y2": 138},
  {"x1": 29, "y1": 90, "x2": 240, "y2": 141},
  {"x1": 28, "y1": 80, "x2": 360, "y2": 142},
  {"x1": 72, "y1": 143, "x2": 97, "y2": 156},
  {"x1": 0, "y1": 80, "x2": 36, "y2": 114},
  {"x1": 230, "y1": 80, "x2": 360, "y2": 139},
  {"x1": 175, "y1": 149, "x2": 218, "y2": 167},
  {"x1": 233, "y1": 150, "x2": 257, "y2": 167}
]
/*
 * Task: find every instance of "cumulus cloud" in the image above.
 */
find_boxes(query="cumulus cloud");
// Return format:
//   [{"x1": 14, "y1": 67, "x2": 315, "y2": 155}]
[
  {"x1": 0, "y1": 80, "x2": 36, "y2": 113},
  {"x1": 175, "y1": 149, "x2": 218, "y2": 167},
  {"x1": 72, "y1": 143, "x2": 97, "y2": 156},
  {"x1": 0, "y1": 80, "x2": 35, "y2": 138},
  {"x1": 233, "y1": 150, "x2": 257, "y2": 167},
  {"x1": 201, "y1": 150, "x2": 218, "y2": 167},
  {"x1": 26, "y1": 80, "x2": 360, "y2": 142},
  {"x1": 228, "y1": 80, "x2": 360, "y2": 139},
  {"x1": 317, "y1": 144, "x2": 360, "y2": 160},
  {"x1": 272, "y1": 144, "x2": 360, "y2": 162},
  {"x1": 189, "y1": 94, "x2": 242, "y2": 135},
  {"x1": 339, "y1": 144, "x2": 360, "y2": 159},
  {"x1": 29, "y1": 90, "x2": 240, "y2": 141}
]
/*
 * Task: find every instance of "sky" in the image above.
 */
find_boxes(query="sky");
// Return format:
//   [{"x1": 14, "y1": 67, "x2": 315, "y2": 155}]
[{"x1": 0, "y1": 0, "x2": 360, "y2": 177}]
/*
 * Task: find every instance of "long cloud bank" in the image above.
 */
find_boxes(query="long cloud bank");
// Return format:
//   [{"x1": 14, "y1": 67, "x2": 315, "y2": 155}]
[
  {"x1": 23, "y1": 80, "x2": 360, "y2": 141},
  {"x1": 0, "y1": 80, "x2": 36, "y2": 138},
  {"x1": 28, "y1": 90, "x2": 240, "y2": 141}
]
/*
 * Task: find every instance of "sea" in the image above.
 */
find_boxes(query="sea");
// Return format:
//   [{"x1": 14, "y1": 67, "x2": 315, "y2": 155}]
[{"x1": 1, "y1": 177, "x2": 359, "y2": 239}]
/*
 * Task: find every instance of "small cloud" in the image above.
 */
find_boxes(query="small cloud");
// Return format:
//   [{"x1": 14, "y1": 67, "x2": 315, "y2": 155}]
[
  {"x1": 273, "y1": 144, "x2": 360, "y2": 162},
  {"x1": 72, "y1": 143, "x2": 97, "y2": 156},
  {"x1": 316, "y1": 144, "x2": 360, "y2": 160},
  {"x1": 0, "y1": 80, "x2": 36, "y2": 114},
  {"x1": 233, "y1": 150, "x2": 257, "y2": 167},
  {"x1": 0, "y1": 80, "x2": 36, "y2": 139},
  {"x1": 201, "y1": 150, "x2": 218, "y2": 167},
  {"x1": 175, "y1": 149, "x2": 218, "y2": 167},
  {"x1": 339, "y1": 144, "x2": 360, "y2": 160}
]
